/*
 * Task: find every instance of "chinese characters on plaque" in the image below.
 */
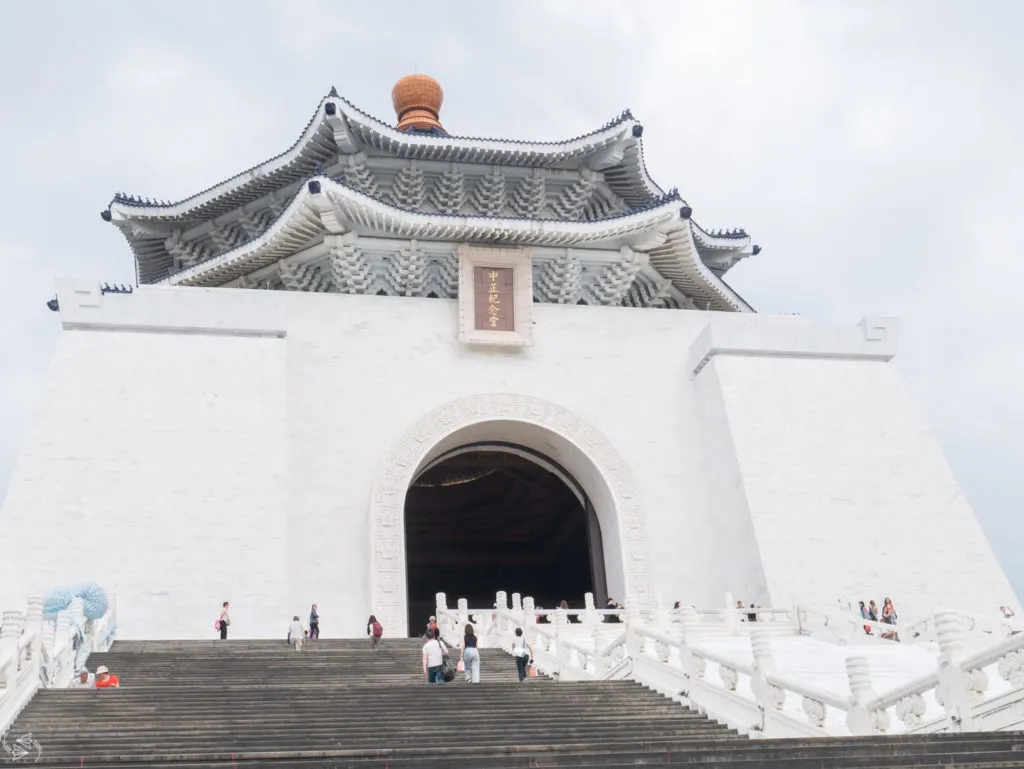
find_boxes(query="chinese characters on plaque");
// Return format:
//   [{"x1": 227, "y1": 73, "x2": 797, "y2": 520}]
[{"x1": 473, "y1": 266, "x2": 515, "y2": 332}]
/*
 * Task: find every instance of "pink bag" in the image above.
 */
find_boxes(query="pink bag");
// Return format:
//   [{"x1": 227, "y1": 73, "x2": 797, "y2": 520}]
[
  {"x1": 214, "y1": 620, "x2": 221, "y2": 630},
  {"x1": 456, "y1": 659, "x2": 465, "y2": 672}
]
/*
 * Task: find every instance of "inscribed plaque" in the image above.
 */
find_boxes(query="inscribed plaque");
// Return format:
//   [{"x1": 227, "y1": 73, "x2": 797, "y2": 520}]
[{"x1": 473, "y1": 266, "x2": 515, "y2": 331}]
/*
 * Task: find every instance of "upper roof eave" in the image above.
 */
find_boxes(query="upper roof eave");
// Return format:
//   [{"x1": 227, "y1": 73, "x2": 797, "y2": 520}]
[{"x1": 106, "y1": 91, "x2": 663, "y2": 224}]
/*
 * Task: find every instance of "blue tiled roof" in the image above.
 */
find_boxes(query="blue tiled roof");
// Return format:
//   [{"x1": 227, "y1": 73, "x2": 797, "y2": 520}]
[
  {"x1": 107, "y1": 92, "x2": 643, "y2": 213},
  {"x1": 399, "y1": 126, "x2": 450, "y2": 137}
]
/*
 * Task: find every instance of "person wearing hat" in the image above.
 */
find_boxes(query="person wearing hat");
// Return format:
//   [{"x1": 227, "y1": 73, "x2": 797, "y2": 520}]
[
  {"x1": 423, "y1": 615, "x2": 438, "y2": 639},
  {"x1": 70, "y1": 668, "x2": 94, "y2": 689},
  {"x1": 94, "y1": 665, "x2": 120, "y2": 688}
]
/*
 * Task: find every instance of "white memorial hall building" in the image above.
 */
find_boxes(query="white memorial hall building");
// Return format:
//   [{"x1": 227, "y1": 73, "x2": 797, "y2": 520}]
[{"x1": 0, "y1": 76, "x2": 1016, "y2": 640}]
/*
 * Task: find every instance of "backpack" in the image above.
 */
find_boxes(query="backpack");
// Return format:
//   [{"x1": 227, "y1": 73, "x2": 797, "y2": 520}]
[{"x1": 372, "y1": 621, "x2": 383, "y2": 637}]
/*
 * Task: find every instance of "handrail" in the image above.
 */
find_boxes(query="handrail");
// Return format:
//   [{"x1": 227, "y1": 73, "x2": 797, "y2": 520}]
[
  {"x1": 865, "y1": 669, "x2": 941, "y2": 712},
  {"x1": 959, "y1": 629, "x2": 1024, "y2": 671},
  {"x1": 764, "y1": 670, "x2": 849, "y2": 711},
  {"x1": 688, "y1": 642, "x2": 755, "y2": 677}
]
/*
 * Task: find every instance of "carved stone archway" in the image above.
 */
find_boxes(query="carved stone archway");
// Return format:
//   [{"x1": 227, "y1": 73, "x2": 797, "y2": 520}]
[{"x1": 369, "y1": 394, "x2": 653, "y2": 636}]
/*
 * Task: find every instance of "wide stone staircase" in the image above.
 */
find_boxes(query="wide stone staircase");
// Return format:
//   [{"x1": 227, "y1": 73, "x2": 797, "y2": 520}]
[{"x1": 6, "y1": 638, "x2": 1024, "y2": 767}]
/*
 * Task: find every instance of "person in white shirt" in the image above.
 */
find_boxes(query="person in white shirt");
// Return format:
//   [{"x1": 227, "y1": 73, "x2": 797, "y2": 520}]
[
  {"x1": 511, "y1": 627, "x2": 534, "y2": 681},
  {"x1": 422, "y1": 628, "x2": 447, "y2": 684},
  {"x1": 288, "y1": 616, "x2": 304, "y2": 651},
  {"x1": 70, "y1": 669, "x2": 94, "y2": 689}
]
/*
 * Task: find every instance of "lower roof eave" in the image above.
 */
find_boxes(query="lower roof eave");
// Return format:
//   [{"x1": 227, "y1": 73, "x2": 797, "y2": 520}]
[{"x1": 158, "y1": 176, "x2": 684, "y2": 287}]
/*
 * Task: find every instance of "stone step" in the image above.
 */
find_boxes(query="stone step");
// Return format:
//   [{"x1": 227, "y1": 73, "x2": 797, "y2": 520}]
[{"x1": 10, "y1": 641, "x2": 1022, "y2": 768}]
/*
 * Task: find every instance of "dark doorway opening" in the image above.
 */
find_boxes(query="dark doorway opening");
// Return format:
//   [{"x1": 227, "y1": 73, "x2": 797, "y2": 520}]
[{"x1": 404, "y1": 446, "x2": 607, "y2": 634}]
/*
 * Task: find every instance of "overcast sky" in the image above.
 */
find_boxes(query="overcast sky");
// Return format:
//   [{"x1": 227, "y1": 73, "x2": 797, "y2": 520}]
[{"x1": 1, "y1": 1, "x2": 1021, "y2": 598}]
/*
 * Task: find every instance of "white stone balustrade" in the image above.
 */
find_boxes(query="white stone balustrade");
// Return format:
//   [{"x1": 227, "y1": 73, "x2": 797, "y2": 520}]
[
  {"x1": 434, "y1": 590, "x2": 1024, "y2": 739},
  {"x1": 0, "y1": 592, "x2": 119, "y2": 737}
]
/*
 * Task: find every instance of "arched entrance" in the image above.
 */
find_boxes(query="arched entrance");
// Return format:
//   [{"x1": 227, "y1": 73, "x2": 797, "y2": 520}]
[
  {"x1": 369, "y1": 394, "x2": 652, "y2": 637},
  {"x1": 403, "y1": 443, "x2": 608, "y2": 632}
]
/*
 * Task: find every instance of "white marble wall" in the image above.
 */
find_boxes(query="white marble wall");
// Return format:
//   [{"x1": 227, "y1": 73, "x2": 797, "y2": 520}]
[{"x1": 0, "y1": 282, "x2": 1013, "y2": 638}]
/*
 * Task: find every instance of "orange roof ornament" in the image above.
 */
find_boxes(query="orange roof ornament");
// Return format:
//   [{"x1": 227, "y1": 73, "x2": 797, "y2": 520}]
[{"x1": 391, "y1": 74, "x2": 445, "y2": 134}]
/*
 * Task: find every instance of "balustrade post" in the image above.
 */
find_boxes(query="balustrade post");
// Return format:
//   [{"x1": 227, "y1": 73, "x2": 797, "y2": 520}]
[
  {"x1": 675, "y1": 606, "x2": 707, "y2": 698},
  {"x1": 653, "y1": 593, "x2": 673, "y2": 629},
  {"x1": 624, "y1": 595, "x2": 643, "y2": 658},
  {"x1": 748, "y1": 630, "x2": 784, "y2": 734},
  {"x1": 25, "y1": 594, "x2": 43, "y2": 665},
  {"x1": 0, "y1": 611, "x2": 25, "y2": 652},
  {"x1": 723, "y1": 592, "x2": 737, "y2": 635},
  {"x1": 40, "y1": 621, "x2": 56, "y2": 688},
  {"x1": 584, "y1": 592, "x2": 599, "y2": 627},
  {"x1": 511, "y1": 592, "x2": 522, "y2": 612},
  {"x1": 846, "y1": 656, "x2": 889, "y2": 735},
  {"x1": 934, "y1": 610, "x2": 976, "y2": 732},
  {"x1": 495, "y1": 591, "x2": 508, "y2": 611},
  {"x1": 457, "y1": 598, "x2": 469, "y2": 631},
  {"x1": 679, "y1": 606, "x2": 703, "y2": 645},
  {"x1": 591, "y1": 625, "x2": 607, "y2": 678},
  {"x1": 522, "y1": 597, "x2": 536, "y2": 640},
  {"x1": 0, "y1": 612, "x2": 25, "y2": 726},
  {"x1": 41, "y1": 621, "x2": 56, "y2": 653}
]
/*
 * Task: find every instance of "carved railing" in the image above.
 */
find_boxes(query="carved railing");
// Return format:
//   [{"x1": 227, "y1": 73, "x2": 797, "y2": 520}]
[
  {"x1": 0, "y1": 594, "x2": 118, "y2": 737},
  {"x1": 803, "y1": 604, "x2": 1018, "y2": 647},
  {"x1": 433, "y1": 591, "x2": 1024, "y2": 738},
  {"x1": 630, "y1": 606, "x2": 1024, "y2": 737},
  {"x1": 434, "y1": 591, "x2": 629, "y2": 681}
]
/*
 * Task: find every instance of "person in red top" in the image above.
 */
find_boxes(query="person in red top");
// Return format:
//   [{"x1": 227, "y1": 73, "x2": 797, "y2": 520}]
[{"x1": 94, "y1": 665, "x2": 120, "y2": 688}]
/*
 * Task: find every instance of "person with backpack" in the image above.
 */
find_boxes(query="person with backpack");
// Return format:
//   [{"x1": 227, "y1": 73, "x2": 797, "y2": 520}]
[
  {"x1": 367, "y1": 615, "x2": 384, "y2": 649},
  {"x1": 216, "y1": 601, "x2": 230, "y2": 640},
  {"x1": 422, "y1": 627, "x2": 448, "y2": 684},
  {"x1": 512, "y1": 627, "x2": 534, "y2": 682}
]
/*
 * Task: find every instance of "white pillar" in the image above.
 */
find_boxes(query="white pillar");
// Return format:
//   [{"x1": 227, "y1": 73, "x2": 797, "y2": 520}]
[
  {"x1": 522, "y1": 597, "x2": 536, "y2": 632},
  {"x1": 25, "y1": 594, "x2": 43, "y2": 662},
  {"x1": 724, "y1": 592, "x2": 737, "y2": 635},
  {"x1": 845, "y1": 656, "x2": 889, "y2": 735},
  {"x1": 934, "y1": 610, "x2": 974, "y2": 732}
]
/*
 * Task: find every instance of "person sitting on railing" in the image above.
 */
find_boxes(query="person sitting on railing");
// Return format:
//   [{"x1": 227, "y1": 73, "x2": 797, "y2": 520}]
[
  {"x1": 859, "y1": 601, "x2": 872, "y2": 634},
  {"x1": 747, "y1": 604, "x2": 758, "y2": 623},
  {"x1": 557, "y1": 600, "x2": 573, "y2": 624},
  {"x1": 605, "y1": 598, "x2": 621, "y2": 623},
  {"x1": 881, "y1": 597, "x2": 899, "y2": 642},
  {"x1": 511, "y1": 627, "x2": 534, "y2": 682},
  {"x1": 868, "y1": 600, "x2": 880, "y2": 625},
  {"x1": 94, "y1": 665, "x2": 119, "y2": 688},
  {"x1": 70, "y1": 669, "x2": 94, "y2": 689}
]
